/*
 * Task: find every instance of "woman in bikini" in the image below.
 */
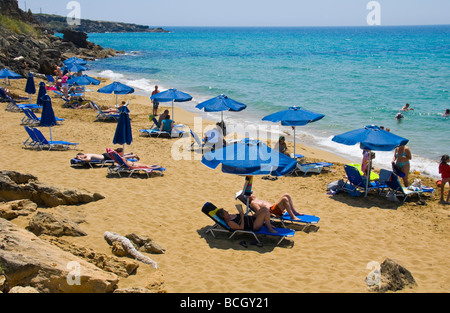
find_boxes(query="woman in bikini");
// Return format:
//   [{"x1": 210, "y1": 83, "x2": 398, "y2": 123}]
[
  {"x1": 216, "y1": 205, "x2": 277, "y2": 233},
  {"x1": 392, "y1": 145, "x2": 412, "y2": 186}
]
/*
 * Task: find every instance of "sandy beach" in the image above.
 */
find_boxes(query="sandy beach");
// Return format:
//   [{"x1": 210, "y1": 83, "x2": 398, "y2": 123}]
[{"x1": 1, "y1": 77, "x2": 449, "y2": 293}]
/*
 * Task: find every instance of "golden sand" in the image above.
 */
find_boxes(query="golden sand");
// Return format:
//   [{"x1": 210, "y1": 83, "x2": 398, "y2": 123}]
[{"x1": 1, "y1": 77, "x2": 449, "y2": 293}]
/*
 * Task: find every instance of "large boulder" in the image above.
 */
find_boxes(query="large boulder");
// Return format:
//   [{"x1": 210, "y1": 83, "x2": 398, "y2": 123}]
[
  {"x1": 0, "y1": 218, "x2": 119, "y2": 293},
  {"x1": 0, "y1": 170, "x2": 104, "y2": 207}
]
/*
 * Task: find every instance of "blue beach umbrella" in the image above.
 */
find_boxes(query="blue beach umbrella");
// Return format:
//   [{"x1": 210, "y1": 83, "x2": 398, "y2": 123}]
[
  {"x1": 202, "y1": 138, "x2": 297, "y2": 177},
  {"x1": 25, "y1": 73, "x2": 36, "y2": 103},
  {"x1": 98, "y1": 81, "x2": 135, "y2": 107},
  {"x1": 62, "y1": 63, "x2": 88, "y2": 73},
  {"x1": 63, "y1": 57, "x2": 87, "y2": 66},
  {"x1": 67, "y1": 75, "x2": 100, "y2": 86},
  {"x1": 36, "y1": 81, "x2": 47, "y2": 105},
  {"x1": 262, "y1": 106, "x2": 325, "y2": 158},
  {"x1": 196, "y1": 94, "x2": 247, "y2": 125},
  {"x1": 151, "y1": 88, "x2": 192, "y2": 120},
  {"x1": 0, "y1": 68, "x2": 22, "y2": 85},
  {"x1": 113, "y1": 105, "x2": 133, "y2": 149},
  {"x1": 39, "y1": 94, "x2": 57, "y2": 141},
  {"x1": 331, "y1": 125, "x2": 409, "y2": 152},
  {"x1": 332, "y1": 125, "x2": 409, "y2": 196}
]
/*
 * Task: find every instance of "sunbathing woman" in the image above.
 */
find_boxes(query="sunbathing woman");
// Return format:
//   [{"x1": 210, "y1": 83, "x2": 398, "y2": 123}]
[
  {"x1": 114, "y1": 149, "x2": 162, "y2": 170},
  {"x1": 216, "y1": 204, "x2": 277, "y2": 233},
  {"x1": 75, "y1": 153, "x2": 105, "y2": 161}
]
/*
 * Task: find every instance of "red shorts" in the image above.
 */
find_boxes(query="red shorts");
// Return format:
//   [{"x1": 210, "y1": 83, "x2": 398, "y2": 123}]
[{"x1": 269, "y1": 204, "x2": 284, "y2": 216}]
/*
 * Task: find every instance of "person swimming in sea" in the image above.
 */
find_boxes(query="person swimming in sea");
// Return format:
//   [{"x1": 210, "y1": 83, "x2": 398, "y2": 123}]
[{"x1": 395, "y1": 112, "x2": 404, "y2": 121}]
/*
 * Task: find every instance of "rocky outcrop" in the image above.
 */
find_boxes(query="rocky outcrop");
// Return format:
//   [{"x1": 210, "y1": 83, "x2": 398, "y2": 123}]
[
  {"x1": 0, "y1": 218, "x2": 119, "y2": 293},
  {"x1": 0, "y1": 170, "x2": 104, "y2": 208},
  {"x1": 366, "y1": 258, "x2": 417, "y2": 292},
  {"x1": 34, "y1": 13, "x2": 170, "y2": 34},
  {"x1": 0, "y1": 0, "x2": 122, "y2": 76},
  {"x1": 26, "y1": 211, "x2": 87, "y2": 237}
]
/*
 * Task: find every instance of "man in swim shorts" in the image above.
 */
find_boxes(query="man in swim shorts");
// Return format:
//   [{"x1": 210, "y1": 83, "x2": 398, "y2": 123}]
[{"x1": 249, "y1": 193, "x2": 303, "y2": 221}]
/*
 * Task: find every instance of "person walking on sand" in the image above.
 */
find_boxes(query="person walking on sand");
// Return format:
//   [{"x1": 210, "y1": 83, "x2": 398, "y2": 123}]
[
  {"x1": 439, "y1": 155, "x2": 450, "y2": 204},
  {"x1": 151, "y1": 85, "x2": 160, "y2": 116}
]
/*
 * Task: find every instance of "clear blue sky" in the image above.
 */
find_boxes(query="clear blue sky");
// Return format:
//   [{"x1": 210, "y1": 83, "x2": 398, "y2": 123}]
[{"x1": 19, "y1": 0, "x2": 450, "y2": 27}]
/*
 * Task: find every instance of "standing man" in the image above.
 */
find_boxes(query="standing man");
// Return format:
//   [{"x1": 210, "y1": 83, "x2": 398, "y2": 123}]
[{"x1": 151, "y1": 85, "x2": 160, "y2": 116}]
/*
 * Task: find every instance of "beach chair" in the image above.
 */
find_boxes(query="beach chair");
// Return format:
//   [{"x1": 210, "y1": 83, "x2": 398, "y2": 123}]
[
  {"x1": 189, "y1": 129, "x2": 205, "y2": 151},
  {"x1": 235, "y1": 189, "x2": 320, "y2": 228},
  {"x1": 294, "y1": 162, "x2": 333, "y2": 176},
  {"x1": 23, "y1": 126, "x2": 41, "y2": 149},
  {"x1": 70, "y1": 158, "x2": 115, "y2": 168},
  {"x1": 139, "y1": 123, "x2": 186, "y2": 138},
  {"x1": 343, "y1": 164, "x2": 386, "y2": 196},
  {"x1": 21, "y1": 108, "x2": 64, "y2": 125},
  {"x1": 0, "y1": 87, "x2": 27, "y2": 103},
  {"x1": 385, "y1": 173, "x2": 434, "y2": 202},
  {"x1": 105, "y1": 148, "x2": 165, "y2": 178},
  {"x1": 92, "y1": 102, "x2": 120, "y2": 121},
  {"x1": 5, "y1": 96, "x2": 42, "y2": 112},
  {"x1": 347, "y1": 163, "x2": 379, "y2": 181},
  {"x1": 202, "y1": 202, "x2": 295, "y2": 246},
  {"x1": 31, "y1": 127, "x2": 79, "y2": 151}
]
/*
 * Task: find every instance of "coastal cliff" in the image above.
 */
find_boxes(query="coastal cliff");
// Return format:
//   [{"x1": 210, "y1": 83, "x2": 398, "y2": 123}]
[
  {"x1": 0, "y1": 0, "x2": 121, "y2": 76},
  {"x1": 34, "y1": 13, "x2": 169, "y2": 34}
]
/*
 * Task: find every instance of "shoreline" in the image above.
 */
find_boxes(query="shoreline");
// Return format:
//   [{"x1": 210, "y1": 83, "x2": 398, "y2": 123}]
[
  {"x1": 88, "y1": 67, "x2": 442, "y2": 179},
  {"x1": 1, "y1": 75, "x2": 449, "y2": 293}
]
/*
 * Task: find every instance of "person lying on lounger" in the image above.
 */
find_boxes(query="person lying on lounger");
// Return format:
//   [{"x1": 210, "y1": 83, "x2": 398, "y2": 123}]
[
  {"x1": 114, "y1": 149, "x2": 162, "y2": 170},
  {"x1": 248, "y1": 193, "x2": 304, "y2": 221},
  {"x1": 215, "y1": 204, "x2": 277, "y2": 233},
  {"x1": 76, "y1": 148, "x2": 139, "y2": 162}
]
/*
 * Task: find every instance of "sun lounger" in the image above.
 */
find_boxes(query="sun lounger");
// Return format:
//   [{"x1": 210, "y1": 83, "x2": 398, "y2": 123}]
[
  {"x1": 235, "y1": 190, "x2": 320, "y2": 228},
  {"x1": 139, "y1": 124, "x2": 186, "y2": 138},
  {"x1": 347, "y1": 163, "x2": 379, "y2": 181},
  {"x1": 5, "y1": 95, "x2": 41, "y2": 112},
  {"x1": 89, "y1": 102, "x2": 119, "y2": 121},
  {"x1": 105, "y1": 148, "x2": 165, "y2": 178},
  {"x1": 294, "y1": 162, "x2": 333, "y2": 176},
  {"x1": 31, "y1": 127, "x2": 79, "y2": 151},
  {"x1": 343, "y1": 164, "x2": 386, "y2": 196},
  {"x1": 189, "y1": 129, "x2": 205, "y2": 151},
  {"x1": 70, "y1": 158, "x2": 115, "y2": 168},
  {"x1": 23, "y1": 126, "x2": 41, "y2": 149},
  {"x1": 21, "y1": 108, "x2": 64, "y2": 126},
  {"x1": 202, "y1": 202, "x2": 295, "y2": 246},
  {"x1": 384, "y1": 172, "x2": 434, "y2": 202}
]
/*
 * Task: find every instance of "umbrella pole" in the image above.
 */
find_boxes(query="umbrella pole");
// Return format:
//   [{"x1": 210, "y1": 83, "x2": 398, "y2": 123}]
[
  {"x1": 116, "y1": 94, "x2": 118, "y2": 108},
  {"x1": 172, "y1": 100, "x2": 174, "y2": 120},
  {"x1": 293, "y1": 127, "x2": 296, "y2": 158},
  {"x1": 365, "y1": 152, "x2": 372, "y2": 197}
]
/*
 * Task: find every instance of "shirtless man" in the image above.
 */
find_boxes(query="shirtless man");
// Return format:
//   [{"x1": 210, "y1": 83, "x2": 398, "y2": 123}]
[
  {"x1": 75, "y1": 153, "x2": 104, "y2": 162},
  {"x1": 249, "y1": 193, "x2": 303, "y2": 221}
]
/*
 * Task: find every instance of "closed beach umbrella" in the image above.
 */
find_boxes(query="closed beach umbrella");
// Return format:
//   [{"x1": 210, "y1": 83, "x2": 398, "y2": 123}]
[
  {"x1": 39, "y1": 94, "x2": 57, "y2": 141},
  {"x1": 113, "y1": 105, "x2": 133, "y2": 150},
  {"x1": 0, "y1": 68, "x2": 22, "y2": 85},
  {"x1": 98, "y1": 81, "x2": 135, "y2": 107},
  {"x1": 196, "y1": 94, "x2": 247, "y2": 127},
  {"x1": 332, "y1": 125, "x2": 409, "y2": 196},
  {"x1": 262, "y1": 106, "x2": 325, "y2": 158},
  {"x1": 36, "y1": 81, "x2": 47, "y2": 105},
  {"x1": 25, "y1": 73, "x2": 36, "y2": 103},
  {"x1": 150, "y1": 88, "x2": 192, "y2": 120}
]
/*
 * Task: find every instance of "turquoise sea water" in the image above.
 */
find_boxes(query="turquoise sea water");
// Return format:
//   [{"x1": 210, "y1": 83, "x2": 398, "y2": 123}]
[{"x1": 85, "y1": 26, "x2": 450, "y2": 178}]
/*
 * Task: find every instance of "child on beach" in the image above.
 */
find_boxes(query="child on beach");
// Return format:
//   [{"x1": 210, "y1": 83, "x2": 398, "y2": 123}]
[{"x1": 439, "y1": 155, "x2": 450, "y2": 204}]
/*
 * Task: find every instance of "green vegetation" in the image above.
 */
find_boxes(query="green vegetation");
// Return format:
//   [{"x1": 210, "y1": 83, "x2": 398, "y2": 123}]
[{"x1": 0, "y1": 13, "x2": 40, "y2": 37}]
